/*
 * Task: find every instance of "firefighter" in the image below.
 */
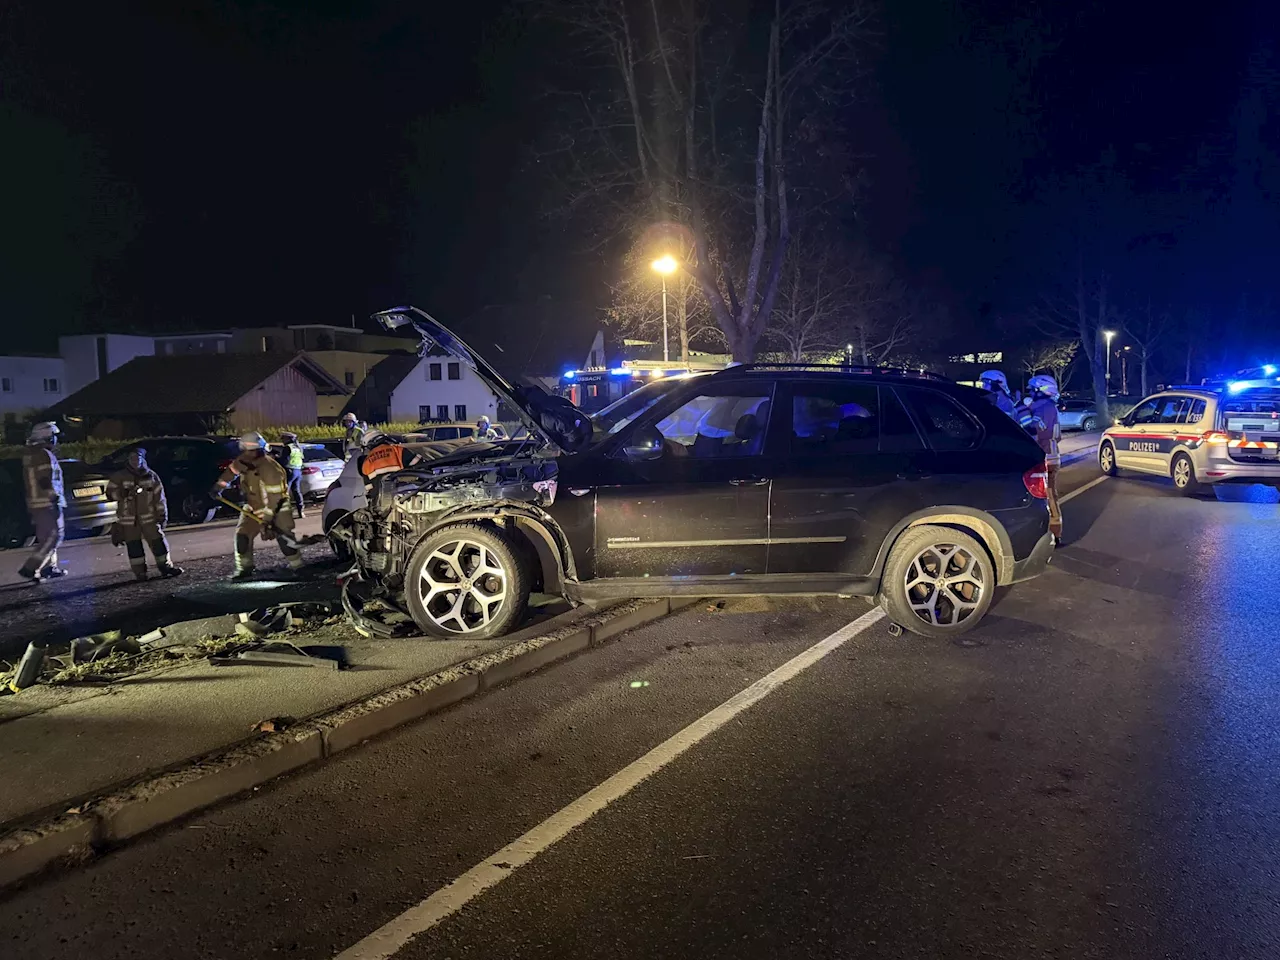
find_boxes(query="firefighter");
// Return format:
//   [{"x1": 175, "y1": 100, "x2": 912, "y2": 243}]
[
  {"x1": 1019, "y1": 374, "x2": 1063, "y2": 543},
  {"x1": 281, "y1": 431, "x2": 306, "y2": 518},
  {"x1": 476, "y1": 415, "x2": 497, "y2": 440},
  {"x1": 979, "y1": 369, "x2": 1019, "y2": 419},
  {"x1": 17, "y1": 421, "x2": 68, "y2": 582},
  {"x1": 340, "y1": 412, "x2": 365, "y2": 460},
  {"x1": 106, "y1": 447, "x2": 184, "y2": 580},
  {"x1": 209, "y1": 431, "x2": 302, "y2": 579}
]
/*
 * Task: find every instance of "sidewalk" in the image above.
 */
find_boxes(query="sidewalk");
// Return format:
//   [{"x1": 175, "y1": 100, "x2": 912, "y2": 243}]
[
  {"x1": 0, "y1": 596, "x2": 578, "y2": 831},
  {"x1": 1059, "y1": 430, "x2": 1101, "y2": 463}
]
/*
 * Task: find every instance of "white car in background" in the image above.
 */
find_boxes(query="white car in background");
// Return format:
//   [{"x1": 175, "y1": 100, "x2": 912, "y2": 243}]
[{"x1": 298, "y1": 444, "x2": 345, "y2": 501}]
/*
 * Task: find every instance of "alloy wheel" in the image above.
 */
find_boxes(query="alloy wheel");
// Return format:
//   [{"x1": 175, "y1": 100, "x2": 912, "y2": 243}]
[
  {"x1": 1173, "y1": 458, "x2": 1192, "y2": 487},
  {"x1": 1100, "y1": 446, "x2": 1114, "y2": 473},
  {"x1": 903, "y1": 543, "x2": 985, "y2": 628},
  {"x1": 418, "y1": 538, "x2": 508, "y2": 634}
]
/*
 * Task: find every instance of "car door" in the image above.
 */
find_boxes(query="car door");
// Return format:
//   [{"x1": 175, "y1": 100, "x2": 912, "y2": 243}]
[
  {"x1": 767, "y1": 381, "x2": 922, "y2": 577},
  {"x1": 1119, "y1": 396, "x2": 1185, "y2": 472},
  {"x1": 592, "y1": 382, "x2": 777, "y2": 579},
  {"x1": 1112, "y1": 397, "x2": 1164, "y2": 470}
]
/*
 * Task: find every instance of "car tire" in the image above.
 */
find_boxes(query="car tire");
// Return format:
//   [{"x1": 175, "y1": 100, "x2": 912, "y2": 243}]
[
  {"x1": 878, "y1": 524, "x2": 995, "y2": 640},
  {"x1": 180, "y1": 491, "x2": 216, "y2": 524},
  {"x1": 1081, "y1": 416, "x2": 1098, "y2": 432},
  {"x1": 1171, "y1": 453, "x2": 1200, "y2": 496},
  {"x1": 403, "y1": 522, "x2": 530, "y2": 640},
  {"x1": 0, "y1": 517, "x2": 33, "y2": 550},
  {"x1": 323, "y1": 509, "x2": 353, "y2": 563},
  {"x1": 1099, "y1": 441, "x2": 1118, "y2": 476}
]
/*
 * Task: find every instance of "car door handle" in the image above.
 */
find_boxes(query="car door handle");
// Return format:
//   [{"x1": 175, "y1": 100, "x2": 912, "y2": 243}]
[{"x1": 730, "y1": 477, "x2": 769, "y2": 486}]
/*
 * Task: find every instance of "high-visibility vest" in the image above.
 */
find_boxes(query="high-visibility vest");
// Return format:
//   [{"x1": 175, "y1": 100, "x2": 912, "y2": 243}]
[
  {"x1": 287, "y1": 443, "x2": 304, "y2": 470},
  {"x1": 360, "y1": 444, "x2": 406, "y2": 480}
]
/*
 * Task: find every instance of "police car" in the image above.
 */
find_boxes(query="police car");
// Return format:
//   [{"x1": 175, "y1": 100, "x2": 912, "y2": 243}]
[{"x1": 1099, "y1": 371, "x2": 1280, "y2": 494}]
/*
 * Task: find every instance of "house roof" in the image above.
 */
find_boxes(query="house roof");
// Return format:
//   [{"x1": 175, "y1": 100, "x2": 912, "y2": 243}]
[
  {"x1": 50, "y1": 353, "x2": 347, "y2": 417},
  {"x1": 341, "y1": 352, "x2": 424, "y2": 417},
  {"x1": 459, "y1": 301, "x2": 604, "y2": 382}
]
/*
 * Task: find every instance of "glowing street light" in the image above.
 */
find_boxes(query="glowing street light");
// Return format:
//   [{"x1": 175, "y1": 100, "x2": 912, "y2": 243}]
[{"x1": 651, "y1": 256, "x2": 679, "y2": 363}]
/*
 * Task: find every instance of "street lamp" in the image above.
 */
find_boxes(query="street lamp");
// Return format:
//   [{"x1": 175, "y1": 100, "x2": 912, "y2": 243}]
[
  {"x1": 651, "y1": 255, "x2": 678, "y2": 364},
  {"x1": 1103, "y1": 330, "x2": 1116, "y2": 391}
]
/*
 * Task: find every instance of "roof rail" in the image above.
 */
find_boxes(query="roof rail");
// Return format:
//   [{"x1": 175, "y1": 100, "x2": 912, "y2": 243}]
[{"x1": 733, "y1": 362, "x2": 951, "y2": 382}]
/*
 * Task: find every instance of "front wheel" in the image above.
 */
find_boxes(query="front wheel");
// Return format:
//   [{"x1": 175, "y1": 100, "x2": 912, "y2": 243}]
[
  {"x1": 1171, "y1": 453, "x2": 1200, "y2": 496},
  {"x1": 1081, "y1": 415, "x2": 1098, "y2": 432},
  {"x1": 180, "y1": 491, "x2": 217, "y2": 524},
  {"x1": 403, "y1": 523, "x2": 531, "y2": 639},
  {"x1": 1099, "y1": 442, "x2": 1118, "y2": 476},
  {"x1": 877, "y1": 524, "x2": 995, "y2": 640}
]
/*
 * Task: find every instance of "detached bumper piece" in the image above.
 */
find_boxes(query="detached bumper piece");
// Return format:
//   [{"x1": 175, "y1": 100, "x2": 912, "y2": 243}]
[{"x1": 1008, "y1": 532, "x2": 1055, "y2": 584}]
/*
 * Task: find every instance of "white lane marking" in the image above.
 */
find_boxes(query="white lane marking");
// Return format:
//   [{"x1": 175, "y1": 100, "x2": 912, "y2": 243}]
[
  {"x1": 1060, "y1": 474, "x2": 1109, "y2": 504},
  {"x1": 335, "y1": 605, "x2": 887, "y2": 960}
]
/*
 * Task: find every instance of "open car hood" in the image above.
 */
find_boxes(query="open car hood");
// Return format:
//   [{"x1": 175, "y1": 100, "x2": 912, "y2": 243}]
[{"x1": 373, "y1": 306, "x2": 590, "y2": 454}]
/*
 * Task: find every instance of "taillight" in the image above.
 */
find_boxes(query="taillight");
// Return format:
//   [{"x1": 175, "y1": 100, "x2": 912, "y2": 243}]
[
  {"x1": 1023, "y1": 464, "x2": 1048, "y2": 499},
  {"x1": 302, "y1": 466, "x2": 319, "y2": 475},
  {"x1": 216, "y1": 458, "x2": 234, "y2": 470},
  {"x1": 1201, "y1": 431, "x2": 1230, "y2": 444}
]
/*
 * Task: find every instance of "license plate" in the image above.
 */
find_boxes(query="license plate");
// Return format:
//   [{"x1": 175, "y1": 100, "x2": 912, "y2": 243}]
[
  {"x1": 322, "y1": 468, "x2": 340, "y2": 477},
  {"x1": 73, "y1": 486, "x2": 100, "y2": 499}
]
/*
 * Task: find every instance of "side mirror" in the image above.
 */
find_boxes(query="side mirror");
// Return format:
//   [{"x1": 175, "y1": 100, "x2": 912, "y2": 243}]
[{"x1": 621, "y1": 426, "x2": 664, "y2": 461}]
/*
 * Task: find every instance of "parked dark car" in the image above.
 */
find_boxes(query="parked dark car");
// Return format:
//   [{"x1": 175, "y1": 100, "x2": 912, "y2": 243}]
[
  {"x1": 335, "y1": 308, "x2": 1054, "y2": 641},
  {"x1": 0, "y1": 458, "x2": 117, "y2": 548},
  {"x1": 95, "y1": 436, "x2": 241, "y2": 524}
]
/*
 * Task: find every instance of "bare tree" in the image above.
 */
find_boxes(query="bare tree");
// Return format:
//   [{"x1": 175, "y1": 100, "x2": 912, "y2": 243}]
[
  {"x1": 1034, "y1": 266, "x2": 1114, "y2": 425},
  {"x1": 535, "y1": 0, "x2": 870, "y2": 362},
  {"x1": 1122, "y1": 302, "x2": 1167, "y2": 397},
  {"x1": 605, "y1": 235, "x2": 720, "y2": 362},
  {"x1": 1021, "y1": 340, "x2": 1079, "y2": 386}
]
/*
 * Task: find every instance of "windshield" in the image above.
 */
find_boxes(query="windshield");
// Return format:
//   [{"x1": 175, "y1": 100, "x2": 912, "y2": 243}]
[{"x1": 589, "y1": 379, "x2": 684, "y2": 441}]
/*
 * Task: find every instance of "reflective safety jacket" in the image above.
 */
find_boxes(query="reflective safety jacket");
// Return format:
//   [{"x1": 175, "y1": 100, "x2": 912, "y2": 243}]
[
  {"x1": 107, "y1": 467, "x2": 168, "y2": 530},
  {"x1": 343, "y1": 423, "x2": 365, "y2": 460},
  {"x1": 22, "y1": 444, "x2": 63, "y2": 511},
  {"x1": 360, "y1": 443, "x2": 406, "y2": 480},
  {"x1": 1018, "y1": 396, "x2": 1061, "y2": 465},
  {"x1": 215, "y1": 453, "x2": 290, "y2": 513},
  {"x1": 286, "y1": 442, "x2": 304, "y2": 470}
]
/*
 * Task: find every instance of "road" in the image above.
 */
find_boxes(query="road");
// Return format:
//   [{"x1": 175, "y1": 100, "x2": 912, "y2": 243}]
[
  {"x1": 0, "y1": 513, "x2": 324, "y2": 586},
  {"x1": 5, "y1": 453, "x2": 1280, "y2": 959}
]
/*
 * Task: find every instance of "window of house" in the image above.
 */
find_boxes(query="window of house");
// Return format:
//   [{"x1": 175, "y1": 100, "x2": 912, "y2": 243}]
[
  {"x1": 447, "y1": 362, "x2": 461, "y2": 380},
  {"x1": 436, "y1": 404, "x2": 448, "y2": 420},
  {"x1": 344, "y1": 371, "x2": 355, "y2": 387},
  {"x1": 43, "y1": 378, "x2": 60, "y2": 393},
  {"x1": 454, "y1": 404, "x2": 467, "y2": 421},
  {"x1": 419, "y1": 405, "x2": 432, "y2": 422},
  {"x1": 0, "y1": 378, "x2": 11, "y2": 393},
  {"x1": 429, "y1": 363, "x2": 442, "y2": 381}
]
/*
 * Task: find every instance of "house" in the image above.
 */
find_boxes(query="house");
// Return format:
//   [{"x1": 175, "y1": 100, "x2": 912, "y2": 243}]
[
  {"x1": 342, "y1": 352, "x2": 502, "y2": 426},
  {"x1": 0, "y1": 356, "x2": 70, "y2": 421},
  {"x1": 49, "y1": 353, "x2": 348, "y2": 439}
]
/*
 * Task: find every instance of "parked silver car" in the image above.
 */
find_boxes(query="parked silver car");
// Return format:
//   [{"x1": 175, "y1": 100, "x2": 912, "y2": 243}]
[
  {"x1": 1057, "y1": 398, "x2": 1100, "y2": 432},
  {"x1": 298, "y1": 444, "x2": 345, "y2": 500}
]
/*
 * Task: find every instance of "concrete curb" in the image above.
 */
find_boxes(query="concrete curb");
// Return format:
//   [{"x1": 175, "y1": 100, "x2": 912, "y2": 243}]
[{"x1": 0, "y1": 597, "x2": 683, "y2": 892}]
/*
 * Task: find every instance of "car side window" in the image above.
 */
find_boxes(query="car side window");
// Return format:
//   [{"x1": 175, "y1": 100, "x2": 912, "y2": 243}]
[
  {"x1": 1156, "y1": 397, "x2": 1188, "y2": 424},
  {"x1": 436, "y1": 427, "x2": 458, "y2": 440},
  {"x1": 897, "y1": 388, "x2": 980, "y2": 451},
  {"x1": 1179, "y1": 399, "x2": 1207, "y2": 424},
  {"x1": 653, "y1": 392, "x2": 772, "y2": 458},
  {"x1": 789, "y1": 383, "x2": 879, "y2": 455},
  {"x1": 1128, "y1": 399, "x2": 1163, "y2": 424}
]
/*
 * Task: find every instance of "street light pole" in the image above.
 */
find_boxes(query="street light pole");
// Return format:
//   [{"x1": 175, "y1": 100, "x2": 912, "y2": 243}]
[
  {"x1": 661, "y1": 275, "x2": 669, "y2": 363},
  {"x1": 1104, "y1": 330, "x2": 1116, "y2": 390}
]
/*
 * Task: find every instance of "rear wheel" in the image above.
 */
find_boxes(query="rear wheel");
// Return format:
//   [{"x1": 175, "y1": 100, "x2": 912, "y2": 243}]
[
  {"x1": 1099, "y1": 442, "x2": 1118, "y2": 476},
  {"x1": 1171, "y1": 453, "x2": 1200, "y2": 496},
  {"x1": 180, "y1": 490, "x2": 216, "y2": 524},
  {"x1": 878, "y1": 525, "x2": 995, "y2": 640},
  {"x1": 404, "y1": 523, "x2": 531, "y2": 639}
]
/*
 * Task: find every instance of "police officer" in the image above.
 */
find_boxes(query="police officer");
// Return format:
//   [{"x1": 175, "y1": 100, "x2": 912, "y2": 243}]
[
  {"x1": 106, "y1": 447, "x2": 184, "y2": 580},
  {"x1": 17, "y1": 421, "x2": 68, "y2": 582},
  {"x1": 209, "y1": 432, "x2": 303, "y2": 579},
  {"x1": 281, "y1": 431, "x2": 306, "y2": 518},
  {"x1": 979, "y1": 369, "x2": 1018, "y2": 419},
  {"x1": 476, "y1": 415, "x2": 498, "y2": 440},
  {"x1": 1019, "y1": 374, "x2": 1063, "y2": 543},
  {"x1": 340, "y1": 412, "x2": 366, "y2": 460}
]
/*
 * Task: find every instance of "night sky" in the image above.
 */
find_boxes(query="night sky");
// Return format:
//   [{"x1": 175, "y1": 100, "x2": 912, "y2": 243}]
[{"x1": 2, "y1": 0, "x2": 1276, "y2": 356}]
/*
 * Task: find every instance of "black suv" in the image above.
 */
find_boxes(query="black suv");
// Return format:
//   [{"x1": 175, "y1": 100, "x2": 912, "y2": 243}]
[
  {"x1": 336, "y1": 308, "x2": 1054, "y2": 640},
  {"x1": 95, "y1": 436, "x2": 241, "y2": 524}
]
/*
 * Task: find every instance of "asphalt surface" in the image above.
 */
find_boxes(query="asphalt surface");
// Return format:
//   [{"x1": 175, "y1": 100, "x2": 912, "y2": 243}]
[{"x1": 5, "y1": 452, "x2": 1280, "y2": 959}]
